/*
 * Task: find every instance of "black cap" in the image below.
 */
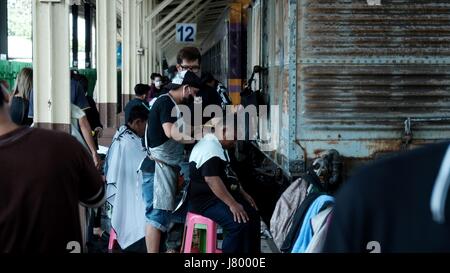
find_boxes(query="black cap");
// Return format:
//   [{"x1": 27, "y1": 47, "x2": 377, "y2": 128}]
[
  {"x1": 201, "y1": 72, "x2": 216, "y2": 84},
  {"x1": 165, "y1": 70, "x2": 202, "y2": 91}
]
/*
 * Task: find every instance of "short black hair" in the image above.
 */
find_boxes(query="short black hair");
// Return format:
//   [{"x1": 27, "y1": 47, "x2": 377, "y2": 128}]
[
  {"x1": 127, "y1": 105, "x2": 149, "y2": 124},
  {"x1": 77, "y1": 74, "x2": 89, "y2": 94},
  {"x1": 177, "y1": 47, "x2": 202, "y2": 65},
  {"x1": 151, "y1": 73, "x2": 162, "y2": 81},
  {"x1": 70, "y1": 70, "x2": 78, "y2": 78},
  {"x1": 134, "y1": 84, "x2": 150, "y2": 96}
]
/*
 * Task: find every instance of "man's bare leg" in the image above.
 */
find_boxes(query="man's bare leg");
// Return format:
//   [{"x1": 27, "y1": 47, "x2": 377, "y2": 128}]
[{"x1": 145, "y1": 224, "x2": 161, "y2": 253}]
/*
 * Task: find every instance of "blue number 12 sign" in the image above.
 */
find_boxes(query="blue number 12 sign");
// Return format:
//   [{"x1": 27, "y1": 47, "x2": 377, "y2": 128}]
[{"x1": 176, "y1": 23, "x2": 197, "y2": 43}]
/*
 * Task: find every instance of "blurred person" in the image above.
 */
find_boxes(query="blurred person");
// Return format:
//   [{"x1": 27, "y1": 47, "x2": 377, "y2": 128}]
[
  {"x1": 70, "y1": 70, "x2": 90, "y2": 111},
  {"x1": 0, "y1": 86, "x2": 105, "y2": 253},
  {"x1": 9, "y1": 67, "x2": 33, "y2": 126},
  {"x1": 0, "y1": 80, "x2": 8, "y2": 92},
  {"x1": 148, "y1": 73, "x2": 163, "y2": 101},
  {"x1": 324, "y1": 141, "x2": 450, "y2": 253},
  {"x1": 71, "y1": 103, "x2": 101, "y2": 169},
  {"x1": 76, "y1": 74, "x2": 103, "y2": 150}
]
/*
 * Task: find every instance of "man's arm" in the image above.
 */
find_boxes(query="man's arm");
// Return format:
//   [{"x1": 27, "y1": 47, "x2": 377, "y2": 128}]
[
  {"x1": 158, "y1": 98, "x2": 195, "y2": 144},
  {"x1": 204, "y1": 176, "x2": 249, "y2": 223},
  {"x1": 69, "y1": 136, "x2": 105, "y2": 208},
  {"x1": 162, "y1": 122, "x2": 195, "y2": 144},
  {"x1": 79, "y1": 115, "x2": 100, "y2": 168}
]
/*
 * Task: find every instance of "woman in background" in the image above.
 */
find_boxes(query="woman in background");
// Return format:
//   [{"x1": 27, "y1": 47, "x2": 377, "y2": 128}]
[
  {"x1": 147, "y1": 73, "x2": 163, "y2": 102},
  {"x1": 10, "y1": 67, "x2": 33, "y2": 126}
]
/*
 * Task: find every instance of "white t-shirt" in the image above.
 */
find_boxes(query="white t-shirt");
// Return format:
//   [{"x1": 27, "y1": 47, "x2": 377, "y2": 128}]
[{"x1": 71, "y1": 104, "x2": 89, "y2": 150}]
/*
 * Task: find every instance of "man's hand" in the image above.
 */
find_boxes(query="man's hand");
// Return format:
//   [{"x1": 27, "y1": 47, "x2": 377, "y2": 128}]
[
  {"x1": 94, "y1": 127, "x2": 103, "y2": 138},
  {"x1": 163, "y1": 122, "x2": 195, "y2": 144},
  {"x1": 229, "y1": 202, "x2": 249, "y2": 224},
  {"x1": 204, "y1": 176, "x2": 250, "y2": 224},
  {"x1": 240, "y1": 189, "x2": 258, "y2": 211}
]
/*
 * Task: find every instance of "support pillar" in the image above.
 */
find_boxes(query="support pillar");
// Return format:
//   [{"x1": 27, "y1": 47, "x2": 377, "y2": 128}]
[
  {"x1": 0, "y1": 0, "x2": 7, "y2": 59},
  {"x1": 122, "y1": 0, "x2": 138, "y2": 108},
  {"x1": 85, "y1": 2, "x2": 92, "y2": 69},
  {"x1": 228, "y1": 2, "x2": 243, "y2": 105},
  {"x1": 287, "y1": 0, "x2": 304, "y2": 177},
  {"x1": 72, "y1": 4, "x2": 79, "y2": 68},
  {"x1": 143, "y1": 0, "x2": 155, "y2": 83},
  {"x1": 96, "y1": 0, "x2": 118, "y2": 128},
  {"x1": 32, "y1": 0, "x2": 71, "y2": 132}
]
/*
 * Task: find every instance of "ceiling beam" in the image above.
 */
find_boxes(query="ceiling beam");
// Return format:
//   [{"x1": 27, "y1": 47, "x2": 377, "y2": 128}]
[
  {"x1": 159, "y1": 0, "x2": 213, "y2": 46},
  {"x1": 151, "y1": 0, "x2": 190, "y2": 31},
  {"x1": 156, "y1": 0, "x2": 203, "y2": 39},
  {"x1": 160, "y1": 0, "x2": 217, "y2": 50},
  {"x1": 145, "y1": 0, "x2": 176, "y2": 21}
]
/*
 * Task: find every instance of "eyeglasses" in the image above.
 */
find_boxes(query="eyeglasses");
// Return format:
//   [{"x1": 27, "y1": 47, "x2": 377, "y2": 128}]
[{"x1": 180, "y1": 65, "x2": 201, "y2": 73}]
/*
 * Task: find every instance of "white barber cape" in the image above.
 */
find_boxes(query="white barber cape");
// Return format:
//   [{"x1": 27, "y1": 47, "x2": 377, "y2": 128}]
[
  {"x1": 189, "y1": 133, "x2": 228, "y2": 169},
  {"x1": 105, "y1": 125, "x2": 147, "y2": 249}
]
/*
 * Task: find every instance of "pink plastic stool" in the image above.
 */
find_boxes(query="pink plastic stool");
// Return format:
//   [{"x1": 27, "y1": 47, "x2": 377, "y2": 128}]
[
  {"x1": 182, "y1": 212, "x2": 222, "y2": 253},
  {"x1": 108, "y1": 228, "x2": 118, "y2": 252}
]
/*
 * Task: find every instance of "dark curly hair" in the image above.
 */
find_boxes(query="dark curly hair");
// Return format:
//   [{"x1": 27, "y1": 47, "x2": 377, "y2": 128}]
[{"x1": 177, "y1": 47, "x2": 202, "y2": 65}]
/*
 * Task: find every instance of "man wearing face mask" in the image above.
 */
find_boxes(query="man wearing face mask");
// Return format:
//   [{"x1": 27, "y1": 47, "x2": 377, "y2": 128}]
[
  {"x1": 142, "y1": 70, "x2": 200, "y2": 253},
  {"x1": 148, "y1": 73, "x2": 163, "y2": 102},
  {"x1": 176, "y1": 47, "x2": 223, "y2": 125}
]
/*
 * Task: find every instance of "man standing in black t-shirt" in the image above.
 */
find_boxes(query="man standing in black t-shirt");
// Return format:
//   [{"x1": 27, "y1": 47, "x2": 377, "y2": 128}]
[
  {"x1": 189, "y1": 117, "x2": 261, "y2": 253},
  {"x1": 143, "y1": 70, "x2": 201, "y2": 253}
]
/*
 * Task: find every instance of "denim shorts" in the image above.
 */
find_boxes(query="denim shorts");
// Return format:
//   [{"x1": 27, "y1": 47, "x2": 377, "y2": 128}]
[{"x1": 142, "y1": 171, "x2": 171, "y2": 232}]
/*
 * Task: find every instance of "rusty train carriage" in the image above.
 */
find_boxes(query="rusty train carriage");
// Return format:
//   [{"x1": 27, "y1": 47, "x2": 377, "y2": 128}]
[
  {"x1": 7, "y1": 0, "x2": 448, "y2": 180},
  {"x1": 201, "y1": 0, "x2": 450, "y2": 179}
]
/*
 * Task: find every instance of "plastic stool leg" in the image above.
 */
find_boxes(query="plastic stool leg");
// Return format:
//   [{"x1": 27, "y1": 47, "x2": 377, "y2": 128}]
[
  {"x1": 108, "y1": 228, "x2": 117, "y2": 252},
  {"x1": 206, "y1": 223, "x2": 217, "y2": 253},
  {"x1": 183, "y1": 222, "x2": 196, "y2": 253}
]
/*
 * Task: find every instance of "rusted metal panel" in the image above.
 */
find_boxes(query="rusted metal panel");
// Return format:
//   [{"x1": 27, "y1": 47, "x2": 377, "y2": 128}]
[
  {"x1": 299, "y1": 64, "x2": 450, "y2": 140},
  {"x1": 254, "y1": 0, "x2": 450, "y2": 178},
  {"x1": 301, "y1": 0, "x2": 450, "y2": 61},
  {"x1": 297, "y1": 0, "x2": 450, "y2": 153}
]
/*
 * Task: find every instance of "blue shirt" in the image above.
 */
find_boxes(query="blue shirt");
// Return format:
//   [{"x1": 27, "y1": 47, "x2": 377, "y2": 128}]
[{"x1": 28, "y1": 79, "x2": 90, "y2": 118}]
